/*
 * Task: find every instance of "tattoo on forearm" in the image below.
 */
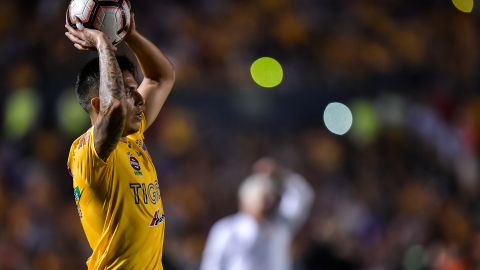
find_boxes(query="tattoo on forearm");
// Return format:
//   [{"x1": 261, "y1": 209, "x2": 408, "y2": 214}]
[
  {"x1": 98, "y1": 44, "x2": 124, "y2": 111},
  {"x1": 94, "y1": 43, "x2": 126, "y2": 160}
]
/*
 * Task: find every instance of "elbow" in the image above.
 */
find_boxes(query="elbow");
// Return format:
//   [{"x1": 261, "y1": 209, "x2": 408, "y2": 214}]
[
  {"x1": 147, "y1": 69, "x2": 176, "y2": 91},
  {"x1": 160, "y1": 66, "x2": 176, "y2": 86},
  {"x1": 166, "y1": 59, "x2": 176, "y2": 83},
  {"x1": 170, "y1": 68, "x2": 176, "y2": 84},
  {"x1": 108, "y1": 99, "x2": 127, "y2": 122},
  {"x1": 153, "y1": 64, "x2": 176, "y2": 86}
]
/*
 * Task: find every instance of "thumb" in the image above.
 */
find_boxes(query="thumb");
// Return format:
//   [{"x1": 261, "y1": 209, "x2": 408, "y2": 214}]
[{"x1": 74, "y1": 16, "x2": 85, "y2": 30}]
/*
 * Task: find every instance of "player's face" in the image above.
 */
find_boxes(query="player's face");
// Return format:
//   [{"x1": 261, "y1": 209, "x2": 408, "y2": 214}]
[
  {"x1": 247, "y1": 190, "x2": 278, "y2": 219},
  {"x1": 122, "y1": 71, "x2": 144, "y2": 136}
]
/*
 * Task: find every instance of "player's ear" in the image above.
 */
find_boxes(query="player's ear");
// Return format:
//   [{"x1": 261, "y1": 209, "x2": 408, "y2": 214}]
[{"x1": 90, "y1": 97, "x2": 100, "y2": 114}]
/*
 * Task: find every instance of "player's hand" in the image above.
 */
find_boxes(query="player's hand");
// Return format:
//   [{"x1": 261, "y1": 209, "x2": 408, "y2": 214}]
[
  {"x1": 253, "y1": 157, "x2": 290, "y2": 183},
  {"x1": 252, "y1": 157, "x2": 287, "y2": 177},
  {"x1": 125, "y1": 13, "x2": 138, "y2": 43},
  {"x1": 65, "y1": 17, "x2": 112, "y2": 51}
]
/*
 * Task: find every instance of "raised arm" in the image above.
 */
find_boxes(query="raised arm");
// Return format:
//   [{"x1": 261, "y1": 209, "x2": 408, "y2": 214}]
[
  {"x1": 125, "y1": 15, "x2": 176, "y2": 131},
  {"x1": 94, "y1": 38, "x2": 126, "y2": 160},
  {"x1": 65, "y1": 21, "x2": 126, "y2": 161},
  {"x1": 253, "y1": 158, "x2": 315, "y2": 231},
  {"x1": 276, "y1": 171, "x2": 315, "y2": 231}
]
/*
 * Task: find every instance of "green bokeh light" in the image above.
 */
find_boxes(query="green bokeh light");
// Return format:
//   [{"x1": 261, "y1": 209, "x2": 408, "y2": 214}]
[
  {"x1": 4, "y1": 88, "x2": 39, "y2": 139},
  {"x1": 250, "y1": 57, "x2": 284, "y2": 88},
  {"x1": 452, "y1": 0, "x2": 473, "y2": 13},
  {"x1": 350, "y1": 99, "x2": 379, "y2": 145},
  {"x1": 323, "y1": 102, "x2": 353, "y2": 136}
]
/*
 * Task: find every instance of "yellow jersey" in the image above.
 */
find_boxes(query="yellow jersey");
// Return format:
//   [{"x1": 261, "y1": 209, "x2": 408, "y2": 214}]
[{"x1": 67, "y1": 116, "x2": 165, "y2": 270}]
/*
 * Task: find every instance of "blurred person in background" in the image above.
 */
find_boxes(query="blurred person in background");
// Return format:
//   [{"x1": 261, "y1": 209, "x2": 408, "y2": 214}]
[
  {"x1": 65, "y1": 11, "x2": 175, "y2": 269},
  {"x1": 200, "y1": 158, "x2": 314, "y2": 270}
]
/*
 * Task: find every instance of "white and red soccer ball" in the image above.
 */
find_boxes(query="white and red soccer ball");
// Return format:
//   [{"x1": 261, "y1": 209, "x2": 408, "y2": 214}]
[{"x1": 66, "y1": 0, "x2": 131, "y2": 45}]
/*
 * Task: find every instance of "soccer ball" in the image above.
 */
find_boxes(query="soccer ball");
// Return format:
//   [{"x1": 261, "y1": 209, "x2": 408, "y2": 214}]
[{"x1": 66, "y1": 0, "x2": 131, "y2": 46}]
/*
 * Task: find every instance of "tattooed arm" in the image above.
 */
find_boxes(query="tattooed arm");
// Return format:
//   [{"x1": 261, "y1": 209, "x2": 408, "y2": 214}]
[
  {"x1": 93, "y1": 39, "x2": 126, "y2": 160},
  {"x1": 66, "y1": 21, "x2": 126, "y2": 161}
]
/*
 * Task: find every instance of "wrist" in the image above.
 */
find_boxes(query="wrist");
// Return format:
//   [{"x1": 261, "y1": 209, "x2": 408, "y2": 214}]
[
  {"x1": 95, "y1": 33, "x2": 110, "y2": 48},
  {"x1": 125, "y1": 30, "x2": 140, "y2": 44}
]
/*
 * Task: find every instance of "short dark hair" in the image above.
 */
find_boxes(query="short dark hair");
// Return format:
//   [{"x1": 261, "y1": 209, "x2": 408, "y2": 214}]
[{"x1": 75, "y1": 56, "x2": 136, "y2": 112}]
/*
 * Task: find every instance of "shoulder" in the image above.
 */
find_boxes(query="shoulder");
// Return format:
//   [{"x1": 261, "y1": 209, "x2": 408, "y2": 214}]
[
  {"x1": 205, "y1": 214, "x2": 241, "y2": 247},
  {"x1": 209, "y1": 214, "x2": 239, "y2": 234},
  {"x1": 67, "y1": 129, "x2": 92, "y2": 166},
  {"x1": 68, "y1": 128, "x2": 113, "y2": 171},
  {"x1": 210, "y1": 213, "x2": 250, "y2": 235}
]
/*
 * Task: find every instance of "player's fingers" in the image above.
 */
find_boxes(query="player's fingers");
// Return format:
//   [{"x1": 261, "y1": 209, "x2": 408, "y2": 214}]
[
  {"x1": 65, "y1": 24, "x2": 83, "y2": 39},
  {"x1": 65, "y1": 23, "x2": 76, "y2": 33},
  {"x1": 74, "y1": 43, "x2": 90, "y2": 51},
  {"x1": 66, "y1": 19, "x2": 86, "y2": 38},
  {"x1": 65, "y1": 32, "x2": 89, "y2": 47},
  {"x1": 73, "y1": 43, "x2": 85, "y2": 50}
]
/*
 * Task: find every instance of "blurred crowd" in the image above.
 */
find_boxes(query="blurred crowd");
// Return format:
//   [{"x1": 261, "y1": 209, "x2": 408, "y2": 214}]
[{"x1": 2, "y1": 0, "x2": 480, "y2": 269}]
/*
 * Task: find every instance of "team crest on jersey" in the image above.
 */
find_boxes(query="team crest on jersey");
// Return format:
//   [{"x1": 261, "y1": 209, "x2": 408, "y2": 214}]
[{"x1": 130, "y1": 156, "x2": 143, "y2": 176}]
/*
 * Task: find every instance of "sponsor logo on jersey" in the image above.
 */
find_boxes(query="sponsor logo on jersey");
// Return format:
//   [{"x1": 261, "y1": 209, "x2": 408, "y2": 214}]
[
  {"x1": 130, "y1": 156, "x2": 143, "y2": 176},
  {"x1": 149, "y1": 209, "x2": 165, "y2": 227}
]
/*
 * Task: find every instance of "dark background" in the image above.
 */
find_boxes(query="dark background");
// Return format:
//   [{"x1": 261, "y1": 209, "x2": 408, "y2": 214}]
[{"x1": 1, "y1": 0, "x2": 480, "y2": 269}]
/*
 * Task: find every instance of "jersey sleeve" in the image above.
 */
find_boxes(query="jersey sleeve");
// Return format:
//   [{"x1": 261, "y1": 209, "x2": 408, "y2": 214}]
[{"x1": 68, "y1": 129, "x2": 115, "y2": 188}]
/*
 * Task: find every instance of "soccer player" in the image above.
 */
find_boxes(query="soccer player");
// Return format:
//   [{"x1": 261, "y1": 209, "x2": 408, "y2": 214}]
[
  {"x1": 200, "y1": 158, "x2": 315, "y2": 270},
  {"x1": 65, "y1": 13, "x2": 175, "y2": 269}
]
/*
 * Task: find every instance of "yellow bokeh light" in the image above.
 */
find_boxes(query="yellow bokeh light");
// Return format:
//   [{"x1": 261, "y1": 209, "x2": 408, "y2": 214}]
[
  {"x1": 250, "y1": 57, "x2": 284, "y2": 88},
  {"x1": 452, "y1": 0, "x2": 473, "y2": 13}
]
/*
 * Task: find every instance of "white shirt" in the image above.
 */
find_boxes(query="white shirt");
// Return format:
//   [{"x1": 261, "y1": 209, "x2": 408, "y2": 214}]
[{"x1": 200, "y1": 173, "x2": 314, "y2": 270}]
